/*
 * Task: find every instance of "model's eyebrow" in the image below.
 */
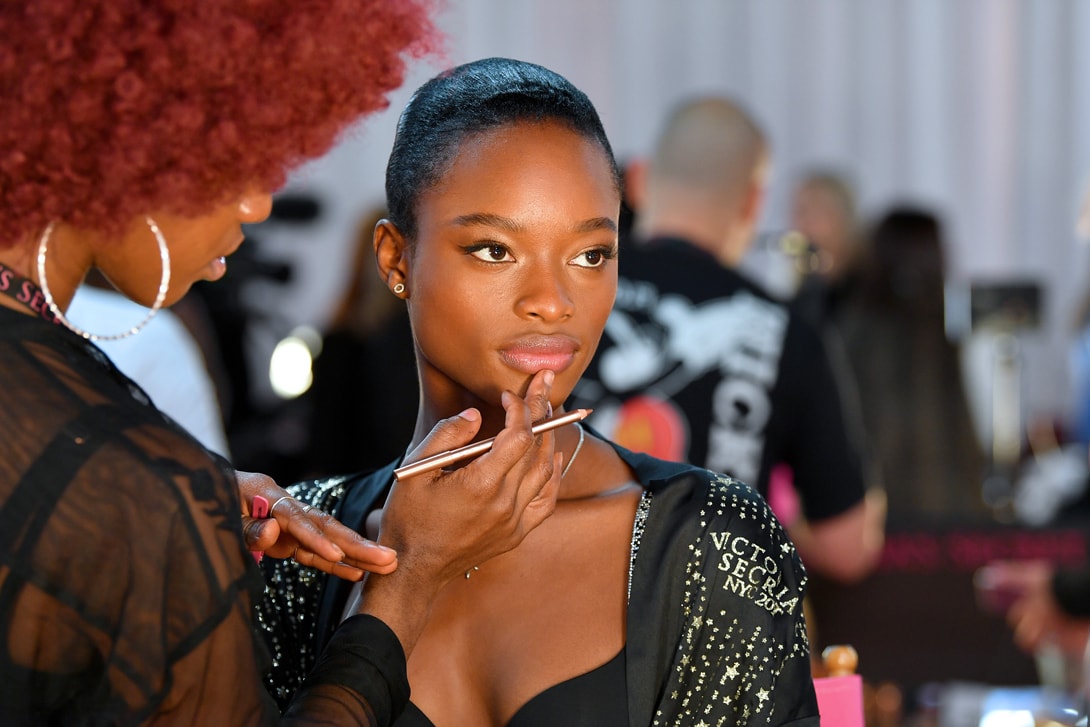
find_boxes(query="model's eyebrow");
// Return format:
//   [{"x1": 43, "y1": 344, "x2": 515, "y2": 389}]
[
  {"x1": 451, "y1": 213, "x2": 523, "y2": 232},
  {"x1": 451, "y1": 213, "x2": 618, "y2": 234},
  {"x1": 573, "y1": 217, "x2": 618, "y2": 234}
]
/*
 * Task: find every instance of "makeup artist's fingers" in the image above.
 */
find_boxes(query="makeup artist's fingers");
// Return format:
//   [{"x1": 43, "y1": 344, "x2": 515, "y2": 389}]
[
  {"x1": 511, "y1": 450, "x2": 562, "y2": 537},
  {"x1": 267, "y1": 505, "x2": 398, "y2": 575},
  {"x1": 497, "y1": 371, "x2": 563, "y2": 538},
  {"x1": 236, "y1": 470, "x2": 342, "y2": 561},
  {"x1": 494, "y1": 373, "x2": 560, "y2": 489},
  {"x1": 236, "y1": 470, "x2": 397, "y2": 577},
  {"x1": 464, "y1": 387, "x2": 558, "y2": 529},
  {"x1": 401, "y1": 408, "x2": 485, "y2": 468},
  {"x1": 237, "y1": 470, "x2": 289, "y2": 553},
  {"x1": 525, "y1": 369, "x2": 555, "y2": 425},
  {"x1": 459, "y1": 389, "x2": 541, "y2": 489},
  {"x1": 290, "y1": 549, "x2": 390, "y2": 581}
]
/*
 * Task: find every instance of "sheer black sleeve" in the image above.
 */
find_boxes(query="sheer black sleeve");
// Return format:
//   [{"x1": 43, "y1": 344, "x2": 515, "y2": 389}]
[{"x1": 0, "y1": 312, "x2": 408, "y2": 725}]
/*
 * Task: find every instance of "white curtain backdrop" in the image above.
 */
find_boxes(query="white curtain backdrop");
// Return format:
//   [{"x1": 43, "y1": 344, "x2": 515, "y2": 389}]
[{"x1": 249, "y1": 0, "x2": 1090, "y2": 431}]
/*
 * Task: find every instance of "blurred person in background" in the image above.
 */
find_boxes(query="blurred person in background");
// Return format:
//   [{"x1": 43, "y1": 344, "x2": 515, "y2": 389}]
[
  {"x1": 0, "y1": 2, "x2": 563, "y2": 723},
  {"x1": 789, "y1": 169, "x2": 866, "y2": 333},
  {"x1": 571, "y1": 96, "x2": 885, "y2": 584},
  {"x1": 838, "y1": 208, "x2": 988, "y2": 520}
]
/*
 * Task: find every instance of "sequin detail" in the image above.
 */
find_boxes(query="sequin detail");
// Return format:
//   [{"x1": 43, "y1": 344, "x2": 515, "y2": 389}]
[
  {"x1": 628, "y1": 489, "x2": 651, "y2": 603},
  {"x1": 650, "y1": 473, "x2": 814, "y2": 725},
  {"x1": 255, "y1": 475, "x2": 353, "y2": 709}
]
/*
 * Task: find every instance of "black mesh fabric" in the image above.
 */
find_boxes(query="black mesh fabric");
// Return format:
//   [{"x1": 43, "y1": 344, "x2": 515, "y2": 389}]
[{"x1": 0, "y1": 307, "x2": 406, "y2": 726}]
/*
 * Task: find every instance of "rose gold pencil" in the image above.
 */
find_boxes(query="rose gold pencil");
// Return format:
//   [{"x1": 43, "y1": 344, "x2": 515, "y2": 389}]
[{"x1": 393, "y1": 408, "x2": 591, "y2": 481}]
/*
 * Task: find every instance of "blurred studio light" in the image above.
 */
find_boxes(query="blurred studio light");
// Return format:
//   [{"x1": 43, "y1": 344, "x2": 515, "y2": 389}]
[{"x1": 269, "y1": 326, "x2": 322, "y2": 399}]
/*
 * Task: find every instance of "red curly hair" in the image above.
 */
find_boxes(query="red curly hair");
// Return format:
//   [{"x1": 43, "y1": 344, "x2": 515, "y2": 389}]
[{"x1": 0, "y1": 0, "x2": 441, "y2": 248}]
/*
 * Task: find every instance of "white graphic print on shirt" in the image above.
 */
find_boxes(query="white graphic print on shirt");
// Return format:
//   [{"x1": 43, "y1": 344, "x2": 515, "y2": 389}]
[{"x1": 595, "y1": 280, "x2": 787, "y2": 482}]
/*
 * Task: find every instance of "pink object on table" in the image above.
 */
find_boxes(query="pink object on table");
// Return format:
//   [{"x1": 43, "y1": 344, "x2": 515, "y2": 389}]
[{"x1": 813, "y1": 674, "x2": 864, "y2": 727}]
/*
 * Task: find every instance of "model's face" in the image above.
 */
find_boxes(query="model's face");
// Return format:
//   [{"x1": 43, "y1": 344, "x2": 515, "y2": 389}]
[
  {"x1": 405, "y1": 121, "x2": 620, "y2": 409},
  {"x1": 97, "y1": 190, "x2": 272, "y2": 306}
]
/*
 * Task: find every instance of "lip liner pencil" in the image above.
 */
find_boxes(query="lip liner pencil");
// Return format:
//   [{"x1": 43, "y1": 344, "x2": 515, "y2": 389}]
[{"x1": 393, "y1": 408, "x2": 591, "y2": 481}]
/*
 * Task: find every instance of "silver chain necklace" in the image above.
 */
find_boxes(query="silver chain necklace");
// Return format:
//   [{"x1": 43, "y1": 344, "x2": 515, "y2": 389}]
[{"x1": 560, "y1": 423, "x2": 585, "y2": 479}]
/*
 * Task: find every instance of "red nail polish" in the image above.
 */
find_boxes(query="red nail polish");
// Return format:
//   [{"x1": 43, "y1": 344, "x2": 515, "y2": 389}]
[{"x1": 251, "y1": 495, "x2": 270, "y2": 562}]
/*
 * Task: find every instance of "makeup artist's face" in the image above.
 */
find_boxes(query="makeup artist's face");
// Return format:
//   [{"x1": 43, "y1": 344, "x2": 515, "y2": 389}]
[
  {"x1": 94, "y1": 189, "x2": 273, "y2": 307},
  {"x1": 406, "y1": 120, "x2": 620, "y2": 408}
]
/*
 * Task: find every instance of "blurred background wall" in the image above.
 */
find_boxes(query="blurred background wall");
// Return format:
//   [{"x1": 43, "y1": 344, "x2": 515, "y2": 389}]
[{"x1": 240, "y1": 0, "x2": 1090, "y2": 444}]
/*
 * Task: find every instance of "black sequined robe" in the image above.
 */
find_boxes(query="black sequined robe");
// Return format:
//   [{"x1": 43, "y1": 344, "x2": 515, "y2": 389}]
[{"x1": 258, "y1": 437, "x2": 819, "y2": 726}]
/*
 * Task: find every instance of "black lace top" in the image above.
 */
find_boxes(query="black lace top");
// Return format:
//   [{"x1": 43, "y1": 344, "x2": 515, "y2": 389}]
[{"x1": 0, "y1": 307, "x2": 409, "y2": 725}]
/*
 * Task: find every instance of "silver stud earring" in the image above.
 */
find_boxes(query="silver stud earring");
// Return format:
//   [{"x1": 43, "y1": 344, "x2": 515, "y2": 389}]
[{"x1": 393, "y1": 282, "x2": 406, "y2": 295}]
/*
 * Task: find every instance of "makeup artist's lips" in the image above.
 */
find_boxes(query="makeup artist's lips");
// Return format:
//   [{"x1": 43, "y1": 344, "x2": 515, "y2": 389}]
[
  {"x1": 499, "y1": 335, "x2": 578, "y2": 375},
  {"x1": 204, "y1": 237, "x2": 244, "y2": 281},
  {"x1": 205, "y1": 256, "x2": 228, "y2": 281}
]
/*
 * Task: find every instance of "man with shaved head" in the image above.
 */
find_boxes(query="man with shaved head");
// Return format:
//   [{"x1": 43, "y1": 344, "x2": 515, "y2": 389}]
[{"x1": 572, "y1": 96, "x2": 885, "y2": 583}]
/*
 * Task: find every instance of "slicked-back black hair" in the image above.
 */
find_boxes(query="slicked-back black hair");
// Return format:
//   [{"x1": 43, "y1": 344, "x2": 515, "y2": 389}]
[{"x1": 385, "y1": 57, "x2": 622, "y2": 241}]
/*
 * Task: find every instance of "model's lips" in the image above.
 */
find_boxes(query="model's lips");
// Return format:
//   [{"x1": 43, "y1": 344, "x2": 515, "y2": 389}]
[{"x1": 499, "y1": 335, "x2": 579, "y2": 375}]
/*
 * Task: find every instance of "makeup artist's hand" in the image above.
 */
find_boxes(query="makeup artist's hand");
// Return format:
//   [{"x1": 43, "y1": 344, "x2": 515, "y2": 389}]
[
  {"x1": 347, "y1": 369, "x2": 561, "y2": 655},
  {"x1": 239, "y1": 470, "x2": 398, "y2": 580}
]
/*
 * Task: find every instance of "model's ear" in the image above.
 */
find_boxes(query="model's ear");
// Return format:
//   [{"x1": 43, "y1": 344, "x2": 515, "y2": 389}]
[{"x1": 374, "y1": 219, "x2": 410, "y2": 297}]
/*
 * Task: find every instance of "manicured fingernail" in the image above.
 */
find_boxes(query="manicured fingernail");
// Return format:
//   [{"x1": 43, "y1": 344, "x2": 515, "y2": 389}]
[
  {"x1": 458, "y1": 408, "x2": 480, "y2": 422},
  {"x1": 543, "y1": 370, "x2": 555, "y2": 386}
]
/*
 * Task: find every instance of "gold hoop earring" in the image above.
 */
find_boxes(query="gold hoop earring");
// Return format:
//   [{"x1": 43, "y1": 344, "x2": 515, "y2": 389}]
[
  {"x1": 393, "y1": 282, "x2": 406, "y2": 295},
  {"x1": 37, "y1": 216, "x2": 172, "y2": 341}
]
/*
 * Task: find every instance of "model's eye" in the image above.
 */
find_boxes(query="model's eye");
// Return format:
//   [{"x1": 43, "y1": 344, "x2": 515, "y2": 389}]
[
  {"x1": 467, "y1": 243, "x2": 514, "y2": 263},
  {"x1": 571, "y1": 246, "x2": 617, "y2": 269}
]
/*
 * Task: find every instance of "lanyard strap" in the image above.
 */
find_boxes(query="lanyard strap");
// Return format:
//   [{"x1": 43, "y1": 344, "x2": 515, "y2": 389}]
[{"x1": 0, "y1": 261, "x2": 63, "y2": 326}]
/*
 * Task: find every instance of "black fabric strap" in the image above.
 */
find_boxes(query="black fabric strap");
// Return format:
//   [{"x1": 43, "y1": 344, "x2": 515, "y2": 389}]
[
  {"x1": 0, "y1": 261, "x2": 63, "y2": 325},
  {"x1": 0, "y1": 404, "x2": 129, "y2": 558}
]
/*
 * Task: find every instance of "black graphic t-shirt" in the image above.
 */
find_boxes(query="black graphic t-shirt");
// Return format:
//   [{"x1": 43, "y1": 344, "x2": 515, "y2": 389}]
[{"x1": 571, "y1": 236, "x2": 865, "y2": 522}]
